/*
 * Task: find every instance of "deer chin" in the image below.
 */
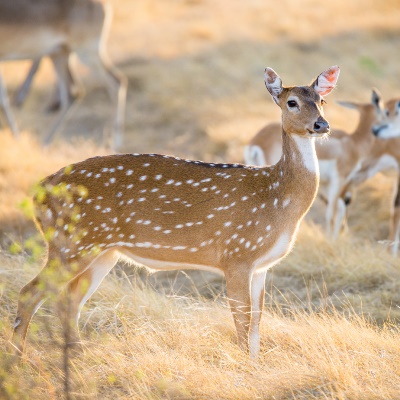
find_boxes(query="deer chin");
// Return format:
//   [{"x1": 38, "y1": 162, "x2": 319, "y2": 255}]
[{"x1": 306, "y1": 129, "x2": 330, "y2": 138}]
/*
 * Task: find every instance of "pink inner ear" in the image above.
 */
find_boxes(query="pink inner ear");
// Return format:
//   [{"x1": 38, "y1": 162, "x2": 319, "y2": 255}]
[{"x1": 316, "y1": 66, "x2": 340, "y2": 96}]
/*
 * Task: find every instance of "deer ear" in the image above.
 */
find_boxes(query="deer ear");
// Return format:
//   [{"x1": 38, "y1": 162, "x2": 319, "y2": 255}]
[
  {"x1": 371, "y1": 87, "x2": 383, "y2": 110},
  {"x1": 312, "y1": 65, "x2": 340, "y2": 96},
  {"x1": 264, "y1": 67, "x2": 283, "y2": 104}
]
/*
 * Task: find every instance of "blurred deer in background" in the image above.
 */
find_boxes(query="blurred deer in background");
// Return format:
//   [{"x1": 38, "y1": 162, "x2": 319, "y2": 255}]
[
  {"x1": 348, "y1": 98, "x2": 400, "y2": 255},
  {"x1": 12, "y1": 66, "x2": 340, "y2": 358},
  {"x1": 244, "y1": 89, "x2": 386, "y2": 239},
  {"x1": 0, "y1": 0, "x2": 127, "y2": 148}
]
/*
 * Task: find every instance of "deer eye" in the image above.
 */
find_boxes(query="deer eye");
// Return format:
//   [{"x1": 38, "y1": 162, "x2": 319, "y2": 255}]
[
  {"x1": 287, "y1": 100, "x2": 298, "y2": 108},
  {"x1": 321, "y1": 99, "x2": 327, "y2": 105}
]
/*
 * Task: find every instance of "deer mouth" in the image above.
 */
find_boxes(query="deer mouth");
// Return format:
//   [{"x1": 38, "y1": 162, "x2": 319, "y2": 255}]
[{"x1": 306, "y1": 129, "x2": 330, "y2": 138}]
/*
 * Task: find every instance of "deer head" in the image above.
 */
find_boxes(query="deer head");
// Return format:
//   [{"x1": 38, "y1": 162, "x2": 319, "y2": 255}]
[{"x1": 264, "y1": 65, "x2": 340, "y2": 137}]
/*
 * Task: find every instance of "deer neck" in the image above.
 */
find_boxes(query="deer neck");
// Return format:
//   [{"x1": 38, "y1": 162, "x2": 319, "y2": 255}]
[
  {"x1": 270, "y1": 129, "x2": 319, "y2": 213},
  {"x1": 351, "y1": 108, "x2": 376, "y2": 150}
]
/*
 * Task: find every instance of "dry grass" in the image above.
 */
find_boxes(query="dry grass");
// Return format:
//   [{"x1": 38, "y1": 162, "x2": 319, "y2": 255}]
[{"x1": 2, "y1": 0, "x2": 400, "y2": 398}]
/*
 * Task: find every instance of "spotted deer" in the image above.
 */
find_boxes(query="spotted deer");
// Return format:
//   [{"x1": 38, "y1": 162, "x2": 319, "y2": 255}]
[
  {"x1": 244, "y1": 89, "x2": 385, "y2": 238},
  {"x1": 0, "y1": 0, "x2": 127, "y2": 148},
  {"x1": 12, "y1": 66, "x2": 340, "y2": 357}
]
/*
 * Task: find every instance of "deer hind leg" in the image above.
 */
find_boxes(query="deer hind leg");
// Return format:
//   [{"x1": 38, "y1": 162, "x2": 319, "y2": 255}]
[
  {"x1": 43, "y1": 46, "x2": 78, "y2": 145},
  {"x1": 225, "y1": 268, "x2": 252, "y2": 353},
  {"x1": 78, "y1": 49, "x2": 127, "y2": 150},
  {"x1": 12, "y1": 246, "x2": 111, "y2": 354},
  {"x1": 0, "y1": 72, "x2": 19, "y2": 137},
  {"x1": 248, "y1": 270, "x2": 266, "y2": 358},
  {"x1": 56, "y1": 249, "x2": 120, "y2": 348}
]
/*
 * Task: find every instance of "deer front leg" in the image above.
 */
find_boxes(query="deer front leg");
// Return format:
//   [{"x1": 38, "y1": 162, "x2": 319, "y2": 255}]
[
  {"x1": 225, "y1": 268, "x2": 252, "y2": 353},
  {"x1": 249, "y1": 270, "x2": 266, "y2": 358},
  {"x1": 388, "y1": 179, "x2": 400, "y2": 256},
  {"x1": 13, "y1": 58, "x2": 41, "y2": 108}
]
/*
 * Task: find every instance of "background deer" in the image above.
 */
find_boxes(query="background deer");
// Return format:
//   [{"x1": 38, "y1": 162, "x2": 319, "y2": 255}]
[
  {"x1": 347, "y1": 98, "x2": 400, "y2": 255},
  {"x1": 244, "y1": 89, "x2": 385, "y2": 238},
  {"x1": 0, "y1": 0, "x2": 127, "y2": 148},
  {"x1": 12, "y1": 65, "x2": 340, "y2": 358}
]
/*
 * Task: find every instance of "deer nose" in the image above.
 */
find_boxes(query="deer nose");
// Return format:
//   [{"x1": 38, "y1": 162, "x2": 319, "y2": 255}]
[
  {"x1": 313, "y1": 118, "x2": 329, "y2": 133},
  {"x1": 372, "y1": 124, "x2": 387, "y2": 137}
]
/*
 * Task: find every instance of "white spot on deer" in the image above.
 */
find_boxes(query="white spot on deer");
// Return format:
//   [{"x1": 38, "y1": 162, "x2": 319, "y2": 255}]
[
  {"x1": 186, "y1": 222, "x2": 194, "y2": 227},
  {"x1": 193, "y1": 182, "x2": 200, "y2": 187},
  {"x1": 106, "y1": 234, "x2": 113, "y2": 240},
  {"x1": 274, "y1": 198, "x2": 278, "y2": 207},
  {"x1": 95, "y1": 205, "x2": 101, "y2": 210},
  {"x1": 136, "y1": 242, "x2": 152, "y2": 248},
  {"x1": 166, "y1": 179, "x2": 174, "y2": 185},
  {"x1": 242, "y1": 196, "x2": 248, "y2": 201},
  {"x1": 95, "y1": 174, "x2": 101, "y2": 178},
  {"x1": 252, "y1": 207, "x2": 257, "y2": 213},
  {"x1": 143, "y1": 220, "x2": 151, "y2": 225},
  {"x1": 129, "y1": 234, "x2": 135, "y2": 239},
  {"x1": 239, "y1": 238, "x2": 245, "y2": 244},
  {"x1": 118, "y1": 166, "x2": 124, "y2": 170},
  {"x1": 163, "y1": 230, "x2": 172, "y2": 234},
  {"x1": 266, "y1": 225, "x2": 271, "y2": 231},
  {"x1": 283, "y1": 198, "x2": 291, "y2": 208},
  {"x1": 215, "y1": 230, "x2": 221, "y2": 236},
  {"x1": 247, "y1": 221, "x2": 252, "y2": 226},
  {"x1": 154, "y1": 226, "x2": 162, "y2": 231},
  {"x1": 173, "y1": 246, "x2": 187, "y2": 250},
  {"x1": 207, "y1": 214, "x2": 215, "y2": 219},
  {"x1": 143, "y1": 163, "x2": 150, "y2": 167},
  {"x1": 127, "y1": 184, "x2": 133, "y2": 189},
  {"x1": 155, "y1": 174, "x2": 162, "y2": 180},
  {"x1": 224, "y1": 221, "x2": 232, "y2": 227},
  {"x1": 126, "y1": 170, "x2": 133, "y2": 176},
  {"x1": 138, "y1": 198, "x2": 146, "y2": 202},
  {"x1": 175, "y1": 182, "x2": 182, "y2": 186},
  {"x1": 126, "y1": 217, "x2": 131, "y2": 223},
  {"x1": 140, "y1": 175, "x2": 147, "y2": 181},
  {"x1": 112, "y1": 217, "x2": 118, "y2": 224},
  {"x1": 151, "y1": 188, "x2": 159, "y2": 193},
  {"x1": 190, "y1": 247, "x2": 199, "y2": 252},
  {"x1": 260, "y1": 203, "x2": 266, "y2": 209},
  {"x1": 127, "y1": 199, "x2": 134, "y2": 204}
]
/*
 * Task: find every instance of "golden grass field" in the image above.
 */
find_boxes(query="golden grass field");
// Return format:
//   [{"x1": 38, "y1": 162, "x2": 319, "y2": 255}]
[{"x1": 1, "y1": 0, "x2": 400, "y2": 398}]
